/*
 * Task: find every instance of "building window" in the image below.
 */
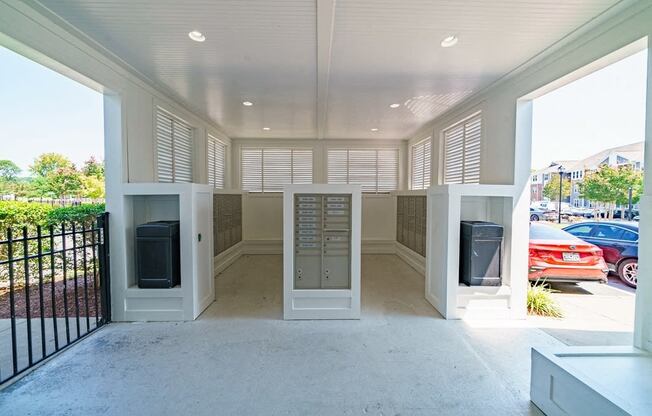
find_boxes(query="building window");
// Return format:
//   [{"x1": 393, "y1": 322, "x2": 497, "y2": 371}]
[
  {"x1": 241, "y1": 148, "x2": 313, "y2": 192},
  {"x1": 410, "y1": 137, "x2": 432, "y2": 190},
  {"x1": 156, "y1": 107, "x2": 194, "y2": 183},
  {"x1": 443, "y1": 114, "x2": 481, "y2": 184},
  {"x1": 207, "y1": 134, "x2": 226, "y2": 189},
  {"x1": 327, "y1": 148, "x2": 399, "y2": 193}
]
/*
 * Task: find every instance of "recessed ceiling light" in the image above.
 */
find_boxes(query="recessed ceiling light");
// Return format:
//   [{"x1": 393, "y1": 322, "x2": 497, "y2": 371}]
[
  {"x1": 242, "y1": 101, "x2": 253, "y2": 106},
  {"x1": 440, "y1": 35, "x2": 458, "y2": 48},
  {"x1": 370, "y1": 128, "x2": 379, "y2": 132},
  {"x1": 188, "y1": 30, "x2": 206, "y2": 42},
  {"x1": 389, "y1": 103, "x2": 400, "y2": 109},
  {"x1": 262, "y1": 127, "x2": 271, "y2": 131}
]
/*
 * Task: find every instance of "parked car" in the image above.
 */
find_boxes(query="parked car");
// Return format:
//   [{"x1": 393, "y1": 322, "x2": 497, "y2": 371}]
[
  {"x1": 563, "y1": 221, "x2": 638, "y2": 288},
  {"x1": 570, "y1": 207, "x2": 594, "y2": 218},
  {"x1": 529, "y1": 207, "x2": 546, "y2": 221},
  {"x1": 529, "y1": 223, "x2": 608, "y2": 284}
]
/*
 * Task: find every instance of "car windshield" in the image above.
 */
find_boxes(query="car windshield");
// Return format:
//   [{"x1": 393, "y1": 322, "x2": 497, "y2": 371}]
[{"x1": 530, "y1": 224, "x2": 578, "y2": 241}]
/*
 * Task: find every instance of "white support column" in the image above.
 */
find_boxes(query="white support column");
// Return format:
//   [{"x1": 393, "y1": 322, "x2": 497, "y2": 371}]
[{"x1": 634, "y1": 39, "x2": 652, "y2": 352}]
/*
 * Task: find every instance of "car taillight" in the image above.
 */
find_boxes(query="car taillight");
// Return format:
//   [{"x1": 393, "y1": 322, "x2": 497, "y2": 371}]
[
  {"x1": 594, "y1": 248, "x2": 603, "y2": 257},
  {"x1": 529, "y1": 248, "x2": 539, "y2": 257}
]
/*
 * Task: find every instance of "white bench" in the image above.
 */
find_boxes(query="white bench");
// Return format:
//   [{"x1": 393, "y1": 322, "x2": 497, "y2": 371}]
[{"x1": 530, "y1": 346, "x2": 652, "y2": 415}]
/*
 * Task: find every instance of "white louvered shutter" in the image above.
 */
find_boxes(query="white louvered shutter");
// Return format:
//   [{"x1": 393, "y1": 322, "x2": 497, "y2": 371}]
[
  {"x1": 443, "y1": 115, "x2": 481, "y2": 184},
  {"x1": 156, "y1": 111, "x2": 174, "y2": 182},
  {"x1": 411, "y1": 137, "x2": 432, "y2": 190},
  {"x1": 327, "y1": 149, "x2": 398, "y2": 193},
  {"x1": 377, "y1": 149, "x2": 399, "y2": 193},
  {"x1": 241, "y1": 148, "x2": 313, "y2": 192},
  {"x1": 156, "y1": 108, "x2": 193, "y2": 183},
  {"x1": 241, "y1": 148, "x2": 263, "y2": 192},
  {"x1": 463, "y1": 117, "x2": 481, "y2": 184},
  {"x1": 207, "y1": 134, "x2": 226, "y2": 189}
]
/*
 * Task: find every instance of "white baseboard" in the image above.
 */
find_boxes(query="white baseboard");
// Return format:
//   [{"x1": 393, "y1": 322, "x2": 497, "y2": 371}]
[
  {"x1": 243, "y1": 239, "x2": 283, "y2": 254},
  {"x1": 214, "y1": 241, "x2": 244, "y2": 274},
  {"x1": 362, "y1": 239, "x2": 396, "y2": 254},
  {"x1": 214, "y1": 239, "x2": 426, "y2": 276},
  {"x1": 395, "y1": 242, "x2": 426, "y2": 275}
]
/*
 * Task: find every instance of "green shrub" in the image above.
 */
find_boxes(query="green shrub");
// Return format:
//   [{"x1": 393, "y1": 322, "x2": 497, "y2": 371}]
[
  {"x1": 46, "y1": 203, "x2": 105, "y2": 226},
  {"x1": 0, "y1": 201, "x2": 105, "y2": 232},
  {"x1": 527, "y1": 282, "x2": 563, "y2": 318},
  {"x1": 0, "y1": 201, "x2": 51, "y2": 231}
]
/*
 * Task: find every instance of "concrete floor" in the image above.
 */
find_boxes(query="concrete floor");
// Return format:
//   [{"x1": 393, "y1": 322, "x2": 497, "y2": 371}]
[
  {"x1": 535, "y1": 280, "x2": 635, "y2": 346},
  {"x1": 0, "y1": 254, "x2": 562, "y2": 415}
]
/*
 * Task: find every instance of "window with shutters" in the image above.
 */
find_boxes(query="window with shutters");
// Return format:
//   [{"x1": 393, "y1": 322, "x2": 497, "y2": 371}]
[
  {"x1": 241, "y1": 148, "x2": 313, "y2": 192},
  {"x1": 410, "y1": 137, "x2": 432, "y2": 190},
  {"x1": 207, "y1": 134, "x2": 226, "y2": 189},
  {"x1": 156, "y1": 107, "x2": 194, "y2": 183},
  {"x1": 443, "y1": 114, "x2": 481, "y2": 184},
  {"x1": 327, "y1": 148, "x2": 399, "y2": 193}
]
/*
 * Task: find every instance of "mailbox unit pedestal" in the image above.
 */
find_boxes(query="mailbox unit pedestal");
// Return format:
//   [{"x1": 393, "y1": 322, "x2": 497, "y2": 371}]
[{"x1": 283, "y1": 185, "x2": 361, "y2": 320}]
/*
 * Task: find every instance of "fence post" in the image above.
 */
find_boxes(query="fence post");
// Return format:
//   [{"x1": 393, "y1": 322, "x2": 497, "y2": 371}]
[{"x1": 97, "y1": 213, "x2": 111, "y2": 323}]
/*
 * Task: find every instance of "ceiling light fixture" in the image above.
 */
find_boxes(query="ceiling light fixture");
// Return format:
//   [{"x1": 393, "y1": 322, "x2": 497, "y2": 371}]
[
  {"x1": 262, "y1": 127, "x2": 271, "y2": 131},
  {"x1": 188, "y1": 30, "x2": 206, "y2": 42},
  {"x1": 440, "y1": 35, "x2": 458, "y2": 48},
  {"x1": 370, "y1": 128, "x2": 379, "y2": 132},
  {"x1": 242, "y1": 101, "x2": 253, "y2": 107},
  {"x1": 389, "y1": 103, "x2": 400, "y2": 109}
]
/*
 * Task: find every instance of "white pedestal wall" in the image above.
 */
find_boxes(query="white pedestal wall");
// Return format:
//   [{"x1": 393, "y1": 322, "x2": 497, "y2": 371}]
[
  {"x1": 114, "y1": 183, "x2": 215, "y2": 321},
  {"x1": 425, "y1": 184, "x2": 527, "y2": 320}
]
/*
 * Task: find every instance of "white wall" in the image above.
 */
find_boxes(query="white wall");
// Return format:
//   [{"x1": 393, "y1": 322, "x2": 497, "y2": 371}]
[{"x1": 234, "y1": 138, "x2": 404, "y2": 245}]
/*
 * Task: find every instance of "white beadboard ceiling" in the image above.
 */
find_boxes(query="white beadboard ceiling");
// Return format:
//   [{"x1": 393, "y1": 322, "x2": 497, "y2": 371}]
[{"x1": 37, "y1": 0, "x2": 621, "y2": 139}]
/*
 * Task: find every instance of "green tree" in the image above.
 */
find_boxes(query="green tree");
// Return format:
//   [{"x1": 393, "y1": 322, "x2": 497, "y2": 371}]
[
  {"x1": 580, "y1": 165, "x2": 643, "y2": 218},
  {"x1": 543, "y1": 173, "x2": 571, "y2": 202},
  {"x1": 42, "y1": 167, "x2": 83, "y2": 198},
  {"x1": 81, "y1": 175, "x2": 105, "y2": 199},
  {"x1": 29, "y1": 153, "x2": 73, "y2": 178},
  {"x1": 82, "y1": 157, "x2": 104, "y2": 178},
  {"x1": 0, "y1": 160, "x2": 21, "y2": 182}
]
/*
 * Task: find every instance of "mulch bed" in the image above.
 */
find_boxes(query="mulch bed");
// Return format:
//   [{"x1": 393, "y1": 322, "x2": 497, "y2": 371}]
[{"x1": 0, "y1": 276, "x2": 102, "y2": 319}]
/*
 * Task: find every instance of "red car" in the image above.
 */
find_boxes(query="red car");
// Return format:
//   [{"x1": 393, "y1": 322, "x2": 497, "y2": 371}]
[{"x1": 529, "y1": 223, "x2": 608, "y2": 284}]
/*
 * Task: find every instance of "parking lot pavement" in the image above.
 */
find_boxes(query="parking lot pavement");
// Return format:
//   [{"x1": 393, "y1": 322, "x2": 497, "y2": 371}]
[{"x1": 528, "y1": 278, "x2": 635, "y2": 346}]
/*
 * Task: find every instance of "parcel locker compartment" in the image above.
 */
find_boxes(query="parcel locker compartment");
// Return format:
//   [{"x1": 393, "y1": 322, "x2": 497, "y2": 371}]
[
  {"x1": 322, "y1": 255, "x2": 350, "y2": 289},
  {"x1": 295, "y1": 254, "x2": 321, "y2": 289}
]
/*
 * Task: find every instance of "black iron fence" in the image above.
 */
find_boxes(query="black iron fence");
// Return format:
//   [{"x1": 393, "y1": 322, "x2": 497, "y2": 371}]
[{"x1": 0, "y1": 213, "x2": 110, "y2": 384}]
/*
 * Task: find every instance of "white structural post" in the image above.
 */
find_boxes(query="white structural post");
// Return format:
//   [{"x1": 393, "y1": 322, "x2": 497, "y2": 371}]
[
  {"x1": 634, "y1": 40, "x2": 652, "y2": 352},
  {"x1": 283, "y1": 184, "x2": 361, "y2": 319}
]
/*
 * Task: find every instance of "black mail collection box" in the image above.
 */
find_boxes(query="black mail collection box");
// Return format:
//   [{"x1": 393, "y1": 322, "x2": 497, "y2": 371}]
[
  {"x1": 136, "y1": 220, "x2": 181, "y2": 288},
  {"x1": 459, "y1": 221, "x2": 503, "y2": 286}
]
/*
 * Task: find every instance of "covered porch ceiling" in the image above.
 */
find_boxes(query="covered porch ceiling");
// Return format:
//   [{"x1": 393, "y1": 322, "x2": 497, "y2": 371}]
[{"x1": 36, "y1": 0, "x2": 620, "y2": 139}]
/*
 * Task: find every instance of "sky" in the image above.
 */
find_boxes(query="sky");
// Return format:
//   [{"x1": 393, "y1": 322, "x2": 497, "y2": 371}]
[
  {"x1": 0, "y1": 46, "x2": 104, "y2": 177},
  {"x1": 531, "y1": 49, "x2": 648, "y2": 170}
]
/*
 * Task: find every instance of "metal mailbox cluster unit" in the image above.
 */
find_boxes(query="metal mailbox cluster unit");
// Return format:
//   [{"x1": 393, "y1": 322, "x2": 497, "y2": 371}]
[
  {"x1": 213, "y1": 194, "x2": 242, "y2": 256},
  {"x1": 397, "y1": 195, "x2": 427, "y2": 256},
  {"x1": 283, "y1": 184, "x2": 361, "y2": 320}
]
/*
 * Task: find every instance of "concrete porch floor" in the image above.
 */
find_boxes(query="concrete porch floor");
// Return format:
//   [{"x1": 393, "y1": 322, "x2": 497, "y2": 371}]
[{"x1": 0, "y1": 254, "x2": 561, "y2": 415}]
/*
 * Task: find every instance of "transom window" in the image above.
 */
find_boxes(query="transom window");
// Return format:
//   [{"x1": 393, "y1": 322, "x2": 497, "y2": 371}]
[
  {"x1": 241, "y1": 148, "x2": 313, "y2": 192},
  {"x1": 442, "y1": 114, "x2": 481, "y2": 184},
  {"x1": 327, "y1": 148, "x2": 399, "y2": 193},
  {"x1": 410, "y1": 137, "x2": 432, "y2": 190}
]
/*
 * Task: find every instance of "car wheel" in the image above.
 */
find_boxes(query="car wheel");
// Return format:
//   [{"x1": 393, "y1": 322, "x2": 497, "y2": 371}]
[
  {"x1": 617, "y1": 259, "x2": 638, "y2": 288},
  {"x1": 530, "y1": 214, "x2": 539, "y2": 221}
]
